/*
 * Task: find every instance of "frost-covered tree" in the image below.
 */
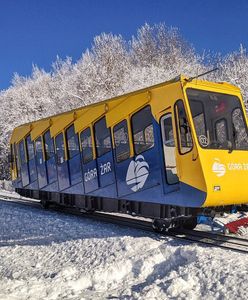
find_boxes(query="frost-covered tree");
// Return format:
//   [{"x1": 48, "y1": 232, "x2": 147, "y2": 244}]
[
  {"x1": 125, "y1": 23, "x2": 207, "y2": 91},
  {"x1": 131, "y1": 24, "x2": 205, "y2": 73},
  {"x1": 73, "y1": 32, "x2": 131, "y2": 104},
  {"x1": 213, "y1": 45, "x2": 248, "y2": 107}
]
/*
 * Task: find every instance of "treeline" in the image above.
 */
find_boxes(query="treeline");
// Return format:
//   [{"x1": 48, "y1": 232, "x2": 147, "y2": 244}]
[{"x1": 0, "y1": 23, "x2": 247, "y2": 179}]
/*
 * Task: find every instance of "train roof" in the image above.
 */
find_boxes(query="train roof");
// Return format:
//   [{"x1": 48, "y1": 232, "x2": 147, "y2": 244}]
[{"x1": 10, "y1": 75, "x2": 241, "y2": 144}]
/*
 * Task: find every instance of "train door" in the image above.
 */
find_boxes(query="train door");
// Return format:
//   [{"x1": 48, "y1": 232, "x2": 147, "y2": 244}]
[
  {"x1": 80, "y1": 127, "x2": 99, "y2": 193},
  {"x1": 55, "y1": 132, "x2": 70, "y2": 191},
  {"x1": 43, "y1": 130, "x2": 57, "y2": 185},
  {"x1": 115, "y1": 106, "x2": 159, "y2": 197},
  {"x1": 35, "y1": 136, "x2": 47, "y2": 188},
  {"x1": 94, "y1": 117, "x2": 115, "y2": 189},
  {"x1": 113, "y1": 119, "x2": 132, "y2": 197},
  {"x1": 173, "y1": 100, "x2": 196, "y2": 185},
  {"x1": 160, "y1": 113, "x2": 179, "y2": 193},
  {"x1": 65, "y1": 125, "x2": 82, "y2": 186},
  {"x1": 26, "y1": 135, "x2": 37, "y2": 184},
  {"x1": 18, "y1": 139, "x2": 29, "y2": 187}
]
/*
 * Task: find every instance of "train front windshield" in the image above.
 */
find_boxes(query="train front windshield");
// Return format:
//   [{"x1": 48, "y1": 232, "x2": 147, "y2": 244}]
[{"x1": 187, "y1": 89, "x2": 248, "y2": 150}]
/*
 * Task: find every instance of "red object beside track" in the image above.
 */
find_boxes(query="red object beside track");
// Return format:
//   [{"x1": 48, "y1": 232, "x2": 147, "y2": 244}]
[{"x1": 225, "y1": 217, "x2": 248, "y2": 233}]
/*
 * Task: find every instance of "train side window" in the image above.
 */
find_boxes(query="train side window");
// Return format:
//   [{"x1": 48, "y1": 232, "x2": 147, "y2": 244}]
[
  {"x1": 80, "y1": 127, "x2": 93, "y2": 164},
  {"x1": 94, "y1": 117, "x2": 111, "y2": 157},
  {"x1": 44, "y1": 130, "x2": 55, "y2": 160},
  {"x1": 55, "y1": 133, "x2": 65, "y2": 164},
  {"x1": 35, "y1": 137, "x2": 44, "y2": 165},
  {"x1": 131, "y1": 106, "x2": 154, "y2": 155},
  {"x1": 18, "y1": 140, "x2": 26, "y2": 164},
  {"x1": 189, "y1": 100, "x2": 207, "y2": 145},
  {"x1": 15, "y1": 143, "x2": 20, "y2": 175},
  {"x1": 10, "y1": 144, "x2": 15, "y2": 171},
  {"x1": 66, "y1": 125, "x2": 79, "y2": 159},
  {"x1": 12, "y1": 143, "x2": 19, "y2": 177},
  {"x1": 161, "y1": 114, "x2": 179, "y2": 184},
  {"x1": 26, "y1": 135, "x2": 35, "y2": 161},
  {"x1": 175, "y1": 100, "x2": 193, "y2": 154},
  {"x1": 113, "y1": 120, "x2": 130, "y2": 162}
]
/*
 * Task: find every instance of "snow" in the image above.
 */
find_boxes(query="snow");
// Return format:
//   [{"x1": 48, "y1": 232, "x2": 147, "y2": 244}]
[
  {"x1": 0, "y1": 188, "x2": 25, "y2": 200},
  {"x1": 0, "y1": 194, "x2": 248, "y2": 299}
]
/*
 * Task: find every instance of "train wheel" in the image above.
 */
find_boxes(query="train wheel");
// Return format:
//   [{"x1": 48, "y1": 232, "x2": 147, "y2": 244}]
[
  {"x1": 152, "y1": 219, "x2": 171, "y2": 233},
  {"x1": 182, "y1": 217, "x2": 198, "y2": 230}
]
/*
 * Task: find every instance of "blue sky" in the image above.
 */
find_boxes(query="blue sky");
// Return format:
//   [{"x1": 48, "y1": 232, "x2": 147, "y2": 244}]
[{"x1": 0, "y1": 0, "x2": 247, "y2": 90}]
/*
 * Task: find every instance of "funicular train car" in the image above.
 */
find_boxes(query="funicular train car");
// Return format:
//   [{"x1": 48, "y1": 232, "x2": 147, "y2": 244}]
[{"x1": 9, "y1": 75, "x2": 248, "y2": 229}]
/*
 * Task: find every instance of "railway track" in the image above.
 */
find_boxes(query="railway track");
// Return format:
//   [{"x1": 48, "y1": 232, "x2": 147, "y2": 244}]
[
  {"x1": 169, "y1": 228, "x2": 248, "y2": 253},
  {"x1": 1, "y1": 194, "x2": 248, "y2": 254}
]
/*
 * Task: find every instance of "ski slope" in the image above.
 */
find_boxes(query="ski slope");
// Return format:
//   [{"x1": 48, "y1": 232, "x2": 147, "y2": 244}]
[{"x1": 0, "y1": 191, "x2": 248, "y2": 300}]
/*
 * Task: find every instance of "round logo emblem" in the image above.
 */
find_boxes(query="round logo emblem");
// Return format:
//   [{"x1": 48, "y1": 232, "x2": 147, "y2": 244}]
[
  {"x1": 126, "y1": 155, "x2": 149, "y2": 192},
  {"x1": 199, "y1": 135, "x2": 209, "y2": 147},
  {"x1": 212, "y1": 158, "x2": 226, "y2": 177}
]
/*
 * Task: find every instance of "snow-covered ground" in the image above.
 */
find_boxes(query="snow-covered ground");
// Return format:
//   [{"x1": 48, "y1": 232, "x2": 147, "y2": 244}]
[{"x1": 0, "y1": 193, "x2": 248, "y2": 300}]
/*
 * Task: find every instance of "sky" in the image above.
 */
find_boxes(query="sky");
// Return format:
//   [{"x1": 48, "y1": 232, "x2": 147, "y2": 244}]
[{"x1": 0, "y1": 0, "x2": 248, "y2": 90}]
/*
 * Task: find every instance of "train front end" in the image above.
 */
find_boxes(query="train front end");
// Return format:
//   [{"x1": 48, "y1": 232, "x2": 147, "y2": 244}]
[{"x1": 183, "y1": 79, "x2": 248, "y2": 207}]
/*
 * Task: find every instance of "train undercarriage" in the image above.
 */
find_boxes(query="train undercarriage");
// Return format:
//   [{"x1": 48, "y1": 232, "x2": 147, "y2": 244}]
[{"x1": 16, "y1": 187, "x2": 247, "y2": 233}]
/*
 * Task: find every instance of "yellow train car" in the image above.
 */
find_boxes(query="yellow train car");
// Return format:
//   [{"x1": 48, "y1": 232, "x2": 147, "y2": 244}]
[{"x1": 9, "y1": 75, "x2": 248, "y2": 229}]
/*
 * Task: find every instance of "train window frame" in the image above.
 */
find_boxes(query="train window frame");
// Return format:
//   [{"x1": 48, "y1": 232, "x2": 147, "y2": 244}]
[
  {"x1": 43, "y1": 130, "x2": 55, "y2": 161},
  {"x1": 55, "y1": 132, "x2": 66, "y2": 165},
  {"x1": 174, "y1": 100, "x2": 193, "y2": 155},
  {"x1": 187, "y1": 88, "x2": 248, "y2": 151},
  {"x1": 131, "y1": 105, "x2": 155, "y2": 155},
  {"x1": 26, "y1": 135, "x2": 35, "y2": 161},
  {"x1": 35, "y1": 136, "x2": 44, "y2": 165},
  {"x1": 80, "y1": 127, "x2": 94, "y2": 164},
  {"x1": 94, "y1": 117, "x2": 112, "y2": 158},
  {"x1": 65, "y1": 124, "x2": 80, "y2": 160},
  {"x1": 113, "y1": 119, "x2": 130, "y2": 163}
]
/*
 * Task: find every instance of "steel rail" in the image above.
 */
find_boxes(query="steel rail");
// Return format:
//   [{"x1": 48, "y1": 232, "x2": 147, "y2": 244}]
[
  {"x1": 1, "y1": 196, "x2": 248, "y2": 254},
  {"x1": 168, "y1": 229, "x2": 248, "y2": 253},
  {"x1": 174, "y1": 228, "x2": 248, "y2": 246}
]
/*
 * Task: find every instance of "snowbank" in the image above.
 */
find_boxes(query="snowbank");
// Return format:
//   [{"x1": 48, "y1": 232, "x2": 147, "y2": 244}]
[
  {"x1": 0, "y1": 180, "x2": 13, "y2": 192},
  {"x1": 0, "y1": 197, "x2": 248, "y2": 300}
]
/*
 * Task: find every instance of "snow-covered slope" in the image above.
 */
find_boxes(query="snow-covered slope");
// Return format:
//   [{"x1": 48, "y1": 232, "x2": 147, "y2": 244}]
[{"x1": 0, "y1": 198, "x2": 248, "y2": 300}]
